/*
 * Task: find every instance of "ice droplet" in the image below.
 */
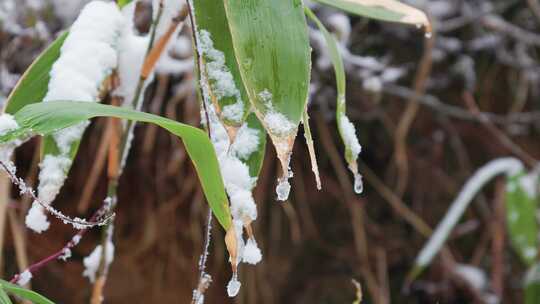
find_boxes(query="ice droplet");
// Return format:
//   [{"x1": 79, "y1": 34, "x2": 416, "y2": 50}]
[
  {"x1": 354, "y1": 173, "x2": 364, "y2": 194},
  {"x1": 227, "y1": 274, "x2": 241, "y2": 297},
  {"x1": 276, "y1": 178, "x2": 291, "y2": 201},
  {"x1": 424, "y1": 31, "x2": 432, "y2": 39}
]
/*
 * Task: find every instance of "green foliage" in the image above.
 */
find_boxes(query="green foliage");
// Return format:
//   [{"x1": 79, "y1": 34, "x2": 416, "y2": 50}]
[
  {"x1": 0, "y1": 280, "x2": 55, "y2": 304},
  {"x1": 223, "y1": 0, "x2": 311, "y2": 132},
  {"x1": 506, "y1": 173, "x2": 539, "y2": 266},
  {"x1": 0, "y1": 287, "x2": 12, "y2": 304},
  {"x1": 3, "y1": 32, "x2": 68, "y2": 114},
  {"x1": 116, "y1": 0, "x2": 133, "y2": 8},
  {"x1": 2, "y1": 101, "x2": 232, "y2": 230}
]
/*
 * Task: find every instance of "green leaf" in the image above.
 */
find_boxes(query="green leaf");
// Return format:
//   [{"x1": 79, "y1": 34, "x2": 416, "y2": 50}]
[
  {"x1": 224, "y1": 0, "x2": 311, "y2": 190},
  {"x1": 243, "y1": 113, "x2": 266, "y2": 178},
  {"x1": 3, "y1": 32, "x2": 68, "y2": 114},
  {"x1": 0, "y1": 280, "x2": 54, "y2": 304},
  {"x1": 312, "y1": 0, "x2": 430, "y2": 30},
  {"x1": 506, "y1": 172, "x2": 539, "y2": 266},
  {"x1": 117, "y1": 0, "x2": 133, "y2": 8},
  {"x1": 3, "y1": 101, "x2": 232, "y2": 230},
  {"x1": 0, "y1": 287, "x2": 12, "y2": 304},
  {"x1": 223, "y1": 0, "x2": 311, "y2": 133},
  {"x1": 525, "y1": 263, "x2": 540, "y2": 304},
  {"x1": 192, "y1": 0, "x2": 250, "y2": 127}
]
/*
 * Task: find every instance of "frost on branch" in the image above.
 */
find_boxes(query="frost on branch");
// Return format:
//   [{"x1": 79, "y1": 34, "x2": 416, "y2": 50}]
[{"x1": 83, "y1": 232, "x2": 115, "y2": 283}]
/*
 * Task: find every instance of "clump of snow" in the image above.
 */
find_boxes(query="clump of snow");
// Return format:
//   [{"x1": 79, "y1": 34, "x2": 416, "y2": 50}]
[
  {"x1": 198, "y1": 30, "x2": 244, "y2": 124},
  {"x1": 59, "y1": 248, "x2": 72, "y2": 261},
  {"x1": 454, "y1": 264, "x2": 487, "y2": 290},
  {"x1": 25, "y1": 202, "x2": 50, "y2": 233},
  {"x1": 230, "y1": 124, "x2": 260, "y2": 160},
  {"x1": 363, "y1": 77, "x2": 382, "y2": 93},
  {"x1": 30, "y1": 1, "x2": 125, "y2": 233},
  {"x1": 242, "y1": 238, "x2": 262, "y2": 265},
  {"x1": 226, "y1": 274, "x2": 241, "y2": 297},
  {"x1": 0, "y1": 113, "x2": 18, "y2": 136},
  {"x1": 276, "y1": 178, "x2": 291, "y2": 201},
  {"x1": 16, "y1": 270, "x2": 32, "y2": 286},
  {"x1": 258, "y1": 90, "x2": 296, "y2": 137},
  {"x1": 83, "y1": 240, "x2": 115, "y2": 282},
  {"x1": 36, "y1": 155, "x2": 71, "y2": 204},
  {"x1": 338, "y1": 115, "x2": 362, "y2": 160}
]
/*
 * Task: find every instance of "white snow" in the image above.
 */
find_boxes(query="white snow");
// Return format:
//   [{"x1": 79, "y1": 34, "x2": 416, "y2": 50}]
[
  {"x1": 454, "y1": 264, "x2": 487, "y2": 290},
  {"x1": 25, "y1": 202, "x2": 50, "y2": 233},
  {"x1": 0, "y1": 114, "x2": 18, "y2": 136},
  {"x1": 230, "y1": 123, "x2": 260, "y2": 160},
  {"x1": 338, "y1": 115, "x2": 362, "y2": 160},
  {"x1": 258, "y1": 90, "x2": 296, "y2": 137},
  {"x1": 83, "y1": 241, "x2": 115, "y2": 282},
  {"x1": 36, "y1": 154, "x2": 71, "y2": 204},
  {"x1": 518, "y1": 172, "x2": 539, "y2": 199},
  {"x1": 242, "y1": 238, "x2": 262, "y2": 265},
  {"x1": 226, "y1": 275, "x2": 241, "y2": 297},
  {"x1": 415, "y1": 157, "x2": 524, "y2": 267},
  {"x1": 59, "y1": 248, "x2": 72, "y2": 261},
  {"x1": 198, "y1": 30, "x2": 244, "y2": 123},
  {"x1": 16, "y1": 270, "x2": 32, "y2": 286},
  {"x1": 276, "y1": 178, "x2": 291, "y2": 201},
  {"x1": 363, "y1": 76, "x2": 382, "y2": 93},
  {"x1": 525, "y1": 263, "x2": 540, "y2": 285}
]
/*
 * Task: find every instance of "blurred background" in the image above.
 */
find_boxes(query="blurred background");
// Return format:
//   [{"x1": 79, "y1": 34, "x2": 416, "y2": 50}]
[{"x1": 1, "y1": 0, "x2": 540, "y2": 303}]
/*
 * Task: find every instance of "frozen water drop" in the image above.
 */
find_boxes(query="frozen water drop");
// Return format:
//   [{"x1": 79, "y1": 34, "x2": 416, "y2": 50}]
[
  {"x1": 276, "y1": 178, "x2": 291, "y2": 201},
  {"x1": 227, "y1": 276, "x2": 241, "y2": 297},
  {"x1": 354, "y1": 173, "x2": 363, "y2": 194},
  {"x1": 424, "y1": 31, "x2": 432, "y2": 39}
]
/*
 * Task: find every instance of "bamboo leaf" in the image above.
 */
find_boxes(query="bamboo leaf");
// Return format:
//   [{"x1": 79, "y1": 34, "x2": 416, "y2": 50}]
[
  {"x1": 243, "y1": 113, "x2": 266, "y2": 178},
  {"x1": 224, "y1": 0, "x2": 311, "y2": 199},
  {"x1": 117, "y1": 0, "x2": 133, "y2": 8},
  {"x1": 0, "y1": 287, "x2": 12, "y2": 304},
  {"x1": 192, "y1": 0, "x2": 250, "y2": 128},
  {"x1": 3, "y1": 32, "x2": 68, "y2": 114},
  {"x1": 506, "y1": 172, "x2": 539, "y2": 266},
  {"x1": 0, "y1": 280, "x2": 54, "y2": 304},
  {"x1": 525, "y1": 263, "x2": 540, "y2": 304},
  {"x1": 3, "y1": 101, "x2": 232, "y2": 230},
  {"x1": 312, "y1": 0, "x2": 430, "y2": 32},
  {"x1": 305, "y1": 7, "x2": 362, "y2": 193}
]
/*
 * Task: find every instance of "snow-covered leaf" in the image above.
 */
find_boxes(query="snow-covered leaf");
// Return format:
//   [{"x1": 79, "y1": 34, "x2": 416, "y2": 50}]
[
  {"x1": 305, "y1": 7, "x2": 362, "y2": 193},
  {"x1": 0, "y1": 279, "x2": 54, "y2": 304},
  {"x1": 3, "y1": 32, "x2": 68, "y2": 114},
  {"x1": 224, "y1": 0, "x2": 311, "y2": 200},
  {"x1": 506, "y1": 172, "x2": 539, "y2": 266},
  {"x1": 313, "y1": 0, "x2": 430, "y2": 32},
  {"x1": 1, "y1": 101, "x2": 233, "y2": 230},
  {"x1": 192, "y1": 0, "x2": 250, "y2": 128}
]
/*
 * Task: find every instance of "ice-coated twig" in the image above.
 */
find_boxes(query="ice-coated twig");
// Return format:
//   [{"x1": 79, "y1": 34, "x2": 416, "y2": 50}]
[
  {"x1": 0, "y1": 161, "x2": 114, "y2": 230},
  {"x1": 9, "y1": 197, "x2": 112, "y2": 284},
  {"x1": 191, "y1": 209, "x2": 213, "y2": 304}
]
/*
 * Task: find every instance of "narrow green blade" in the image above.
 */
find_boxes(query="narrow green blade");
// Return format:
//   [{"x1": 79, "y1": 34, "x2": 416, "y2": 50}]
[
  {"x1": 3, "y1": 32, "x2": 68, "y2": 114},
  {"x1": 4, "y1": 101, "x2": 232, "y2": 230},
  {"x1": 0, "y1": 280, "x2": 54, "y2": 304},
  {"x1": 0, "y1": 287, "x2": 12, "y2": 304}
]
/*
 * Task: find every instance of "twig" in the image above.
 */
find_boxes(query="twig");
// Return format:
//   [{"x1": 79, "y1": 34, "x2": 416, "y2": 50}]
[
  {"x1": 394, "y1": 28, "x2": 434, "y2": 196},
  {"x1": 191, "y1": 209, "x2": 213, "y2": 304},
  {"x1": 0, "y1": 161, "x2": 114, "y2": 229},
  {"x1": 462, "y1": 91, "x2": 538, "y2": 167},
  {"x1": 383, "y1": 84, "x2": 540, "y2": 125},
  {"x1": 9, "y1": 198, "x2": 112, "y2": 284}
]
